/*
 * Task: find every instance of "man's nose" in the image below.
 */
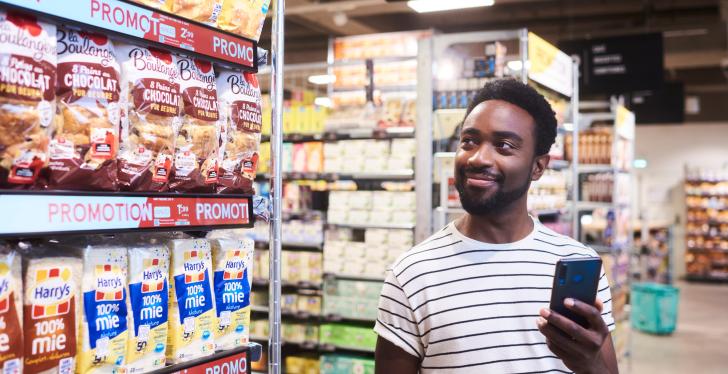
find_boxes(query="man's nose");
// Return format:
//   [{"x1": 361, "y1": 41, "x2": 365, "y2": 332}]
[{"x1": 468, "y1": 143, "x2": 496, "y2": 168}]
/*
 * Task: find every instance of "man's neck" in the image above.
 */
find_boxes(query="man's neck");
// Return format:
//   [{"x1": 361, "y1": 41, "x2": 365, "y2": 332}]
[{"x1": 455, "y1": 200, "x2": 534, "y2": 244}]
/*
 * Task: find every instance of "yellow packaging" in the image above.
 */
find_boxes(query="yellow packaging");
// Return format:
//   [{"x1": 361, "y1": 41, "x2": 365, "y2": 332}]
[
  {"x1": 77, "y1": 246, "x2": 128, "y2": 374},
  {"x1": 166, "y1": 239, "x2": 215, "y2": 364},
  {"x1": 0, "y1": 247, "x2": 22, "y2": 373},
  {"x1": 125, "y1": 245, "x2": 170, "y2": 373},
  {"x1": 210, "y1": 239, "x2": 254, "y2": 351},
  {"x1": 166, "y1": 0, "x2": 222, "y2": 24},
  {"x1": 217, "y1": 0, "x2": 271, "y2": 41}
]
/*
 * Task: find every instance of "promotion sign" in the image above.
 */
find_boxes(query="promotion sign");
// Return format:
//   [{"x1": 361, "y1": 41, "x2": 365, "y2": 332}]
[
  {"x1": 528, "y1": 32, "x2": 574, "y2": 97},
  {"x1": 0, "y1": 0, "x2": 257, "y2": 69},
  {"x1": 0, "y1": 194, "x2": 253, "y2": 236},
  {"x1": 179, "y1": 350, "x2": 248, "y2": 374}
]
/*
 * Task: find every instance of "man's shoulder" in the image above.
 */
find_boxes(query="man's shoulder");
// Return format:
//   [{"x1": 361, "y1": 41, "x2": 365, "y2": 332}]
[
  {"x1": 388, "y1": 224, "x2": 459, "y2": 276},
  {"x1": 532, "y1": 223, "x2": 599, "y2": 257}
]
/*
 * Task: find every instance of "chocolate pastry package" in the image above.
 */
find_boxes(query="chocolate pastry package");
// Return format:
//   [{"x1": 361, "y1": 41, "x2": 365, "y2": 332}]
[
  {"x1": 216, "y1": 70, "x2": 262, "y2": 194},
  {"x1": 166, "y1": 0, "x2": 223, "y2": 25},
  {"x1": 117, "y1": 45, "x2": 182, "y2": 192},
  {"x1": 0, "y1": 11, "x2": 56, "y2": 188},
  {"x1": 170, "y1": 56, "x2": 220, "y2": 193},
  {"x1": 217, "y1": 0, "x2": 271, "y2": 42},
  {"x1": 49, "y1": 29, "x2": 120, "y2": 191}
]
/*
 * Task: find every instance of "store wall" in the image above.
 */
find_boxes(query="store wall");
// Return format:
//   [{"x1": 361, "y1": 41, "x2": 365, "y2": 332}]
[{"x1": 634, "y1": 122, "x2": 728, "y2": 279}]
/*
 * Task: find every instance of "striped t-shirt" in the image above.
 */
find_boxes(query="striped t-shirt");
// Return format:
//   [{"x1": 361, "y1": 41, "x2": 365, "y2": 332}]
[{"x1": 375, "y1": 217, "x2": 615, "y2": 373}]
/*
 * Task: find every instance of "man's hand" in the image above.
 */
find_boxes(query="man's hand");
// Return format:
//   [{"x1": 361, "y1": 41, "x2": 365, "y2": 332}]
[{"x1": 536, "y1": 298, "x2": 618, "y2": 374}]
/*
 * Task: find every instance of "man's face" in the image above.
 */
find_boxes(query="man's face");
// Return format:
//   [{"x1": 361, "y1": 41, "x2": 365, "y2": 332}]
[{"x1": 454, "y1": 100, "x2": 548, "y2": 216}]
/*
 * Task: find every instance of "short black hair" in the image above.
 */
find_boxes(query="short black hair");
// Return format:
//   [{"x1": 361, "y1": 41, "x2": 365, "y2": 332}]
[{"x1": 463, "y1": 78, "x2": 557, "y2": 156}]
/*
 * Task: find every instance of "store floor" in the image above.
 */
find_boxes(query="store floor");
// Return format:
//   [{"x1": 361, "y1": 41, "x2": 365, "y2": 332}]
[{"x1": 624, "y1": 280, "x2": 728, "y2": 373}]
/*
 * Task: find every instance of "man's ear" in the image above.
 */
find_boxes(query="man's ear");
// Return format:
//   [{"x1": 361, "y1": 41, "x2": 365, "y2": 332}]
[{"x1": 531, "y1": 154, "x2": 550, "y2": 181}]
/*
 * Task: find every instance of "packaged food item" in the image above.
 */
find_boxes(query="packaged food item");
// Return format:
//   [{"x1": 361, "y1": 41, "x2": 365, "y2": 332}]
[
  {"x1": 0, "y1": 11, "x2": 56, "y2": 188},
  {"x1": 23, "y1": 246, "x2": 82, "y2": 374},
  {"x1": 78, "y1": 246, "x2": 128, "y2": 373},
  {"x1": 210, "y1": 238, "x2": 253, "y2": 350},
  {"x1": 217, "y1": 0, "x2": 270, "y2": 42},
  {"x1": 216, "y1": 71, "x2": 262, "y2": 194},
  {"x1": 117, "y1": 45, "x2": 182, "y2": 192},
  {"x1": 126, "y1": 244, "x2": 169, "y2": 373},
  {"x1": 49, "y1": 29, "x2": 120, "y2": 191},
  {"x1": 0, "y1": 246, "x2": 22, "y2": 373},
  {"x1": 166, "y1": 0, "x2": 222, "y2": 25},
  {"x1": 167, "y1": 239, "x2": 215, "y2": 364},
  {"x1": 170, "y1": 57, "x2": 221, "y2": 192}
]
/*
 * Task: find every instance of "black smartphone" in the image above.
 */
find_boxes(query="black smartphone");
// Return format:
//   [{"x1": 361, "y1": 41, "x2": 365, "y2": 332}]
[{"x1": 549, "y1": 257, "x2": 602, "y2": 328}]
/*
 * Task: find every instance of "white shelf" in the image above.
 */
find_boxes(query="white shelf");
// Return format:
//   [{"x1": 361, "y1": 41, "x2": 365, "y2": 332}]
[{"x1": 327, "y1": 222, "x2": 415, "y2": 230}]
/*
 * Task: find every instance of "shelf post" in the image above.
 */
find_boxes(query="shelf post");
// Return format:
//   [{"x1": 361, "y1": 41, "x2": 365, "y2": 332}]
[
  {"x1": 570, "y1": 57, "x2": 580, "y2": 238},
  {"x1": 269, "y1": 0, "x2": 285, "y2": 373}
]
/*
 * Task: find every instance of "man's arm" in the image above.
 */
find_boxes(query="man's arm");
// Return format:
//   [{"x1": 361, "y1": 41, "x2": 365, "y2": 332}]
[{"x1": 375, "y1": 336, "x2": 420, "y2": 374}]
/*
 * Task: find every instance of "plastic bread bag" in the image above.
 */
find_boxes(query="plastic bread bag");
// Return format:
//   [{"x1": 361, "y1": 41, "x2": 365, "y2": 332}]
[
  {"x1": 0, "y1": 11, "x2": 56, "y2": 189},
  {"x1": 0, "y1": 243, "x2": 23, "y2": 373},
  {"x1": 166, "y1": 239, "x2": 215, "y2": 364},
  {"x1": 21, "y1": 242, "x2": 82, "y2": 374},
  {"x1": 117, "y1": 44, "x2": 182, "y2": 192},
  {"x1": 128, "y1": 0, "x2": 168, "y2": 9},
  {"x1": 217, "y1": 0, "x2": 270, "y2": 42},
  {"x1": 50, "y1": 28, "x2": 121, "y2": 191},
  {"x1": 216, "y1": 70, "x2": 262, "y2": 194},
  {"x1": 210, "y1": 238, "x2": 253, "y2": 350},
  {"x1": 166, "y1": 0, "x2": 222, "y2": 25},
  {"x1": 77, "y1": 245, "x2": 128, "y2": 374},
  {"x1": 170, "y1": 56, "x2": 221, "y2": 193},
  {"x1": 126, "y1": 240, "x2": 169, "y2": 373}
]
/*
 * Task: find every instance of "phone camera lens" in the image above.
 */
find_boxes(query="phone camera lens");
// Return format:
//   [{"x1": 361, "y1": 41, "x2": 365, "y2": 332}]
[{"x1": 572, "y1": 274, "x2": 584, "y2": 284}]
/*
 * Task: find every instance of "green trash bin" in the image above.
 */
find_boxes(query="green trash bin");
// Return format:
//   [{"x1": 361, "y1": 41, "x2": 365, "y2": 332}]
[{"x1": 630, "y1": 282, "x2": 680, "y2": 334}]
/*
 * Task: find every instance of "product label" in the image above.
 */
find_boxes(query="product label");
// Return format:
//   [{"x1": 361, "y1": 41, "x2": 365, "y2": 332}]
[
  {"x1": 152, "y1": 153, "x2": 172, "y2": 183},
  {"x1": 174, "y1": 151, "x2": 197, "y2": 177},
  {"x1": 178, "y1": 58, "x2": 218, "y2": 122},
  {"x1": 49, "y1": 138, "x2": 75, "y2": 160},
  {"x1": 81, "y1": 264, "x2": 128, "y2": 369},
  {"x1": 128, "y1": 258, "x2": 168, "y2": 366},
  {"x1": 230, "y1": 101, "x2": 261, "y2": 133},
  {"x1": 0, "y1": 54, "x2": 54, "y2": 101},
  {"x1": 0, "y1": 263, "x2": 22, "y2": 371},
  {"x1": 133, "y1": 78, "x2": 181, "y2": 117},
  {"x1": 90, "y1": 127, "x2": 117, "y2": 159},
  {"x1": 23, "y1": 266, "x2": 76, "y2": 373},
  {"x1": 173, "y1": 251, "x2": 213, "y2": 323},
  {"x1": 203, "y1": 160, "x2": 219, "y2": 184},
  {"x1": 8, "y1": 150, "x2": 46, "y2": 184},
  {"x1": 57, "y1": 62, "x2": 119, "y2": 103}
]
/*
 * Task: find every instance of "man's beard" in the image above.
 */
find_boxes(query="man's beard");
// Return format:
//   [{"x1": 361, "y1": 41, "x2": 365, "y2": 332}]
[{"x1": 455, "y1": 167, "x2": 532, "y2": 216}]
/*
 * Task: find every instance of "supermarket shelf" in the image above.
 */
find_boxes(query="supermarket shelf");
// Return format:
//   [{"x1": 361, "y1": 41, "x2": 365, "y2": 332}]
[
  {"x1": 251, "y1": 305, "x2": 270, "y2": 313},
  {"x1": 0, "y1": 191, "x2": 254, "y2": 238},
  {"x1": 685, "y1": 233, "x2": 728, "y2": 240},
  {"x1": 323, "y1": 314, "x2": 376, "y2": 324},
  {"x1": 686, "y1": 205, "x2": 728, "y2": 211},
  {"x1": 252, "y1": 278, "x2": 323, "y2": 290},
  {"x1": 685, "y1": 193, "x2": 728, "y2": 197},
  {"x1": 548, "y1": 159, "x2": 570, "y2": 170},
  {"x1": 578, "y1": 165, "x2": 630, "y2": 174},
  {"x1": 592, "y1": 244, "x2": 613, "y2": 254},
  {"x1": 324, "y1": 273, "x2": 385, "y2": 282},
  {"x1": 327, "y1": 222, "x2": 415, "y2": 230},
  {"x1": 251, "y1": 336, "x2": 320, "y2": 351},
  {"x1": 685, "y1": 274, "x2": 728, "y2": 283},
  {"x1": 575, "y1": 201, "x2": 629, "y2": 210},
  {"x1": 687, "y1": 247, "x2": 728, "y2": 252},
  {"x1": 333, "y1": 84, "x2": 417, "y2": 93},
  {"x1": 147, "y1": 343, "x2": 262, "y2": 374},
  {"x1": 319, "y1": 343, "x2": 375, "y2": 354},
  {"x1": 261, "y1": 127, "x2": 415, "y2": 143},
  {"x1": 261, "y1": 170, "x2": 415, "y2": 181},
  {"x1": 1, "y1": 0, "x2": 258, "y2": 70},
  {"x1": 255, "y1": 241, "x2": 323, "y2": 251}
]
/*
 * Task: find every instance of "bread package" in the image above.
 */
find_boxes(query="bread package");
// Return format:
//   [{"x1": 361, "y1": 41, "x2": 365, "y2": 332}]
[
  {"x1": 167, "y1": 239, "x2": 215, "y2": 364},
  {"x1": 22, "y1": 246, "x2": 82, "y2": 374},
  {"x1": 218, "y1": 0, "x2": 270, "y2": 42},
  {"x1": 170, "y1": 57, "x2": 221, "y2": 192},
  {"x1": 166, "y1": 0, "x2": 222, "y2": 25},
  {"x1": 0, "y1": 11, "x2": 56, "y2": 188},
  {"x1": 0, "y1": 246, "x2": 23, "y2": 373},
  {"x1": 49, "y1": 29, "x2": 120, "y2": 191},
  {"x1": 216, "y1": 71, "x2": 262, "y2": 194},
  {"x1": 126, "y1": 244, "x2": 169, "y2": 373},
  {"x1": 117, "y1": 45, "x2": 182, "y2": 192},
  {"x1": 210, "y1": 238, "x2": 253, "y2": 350}
]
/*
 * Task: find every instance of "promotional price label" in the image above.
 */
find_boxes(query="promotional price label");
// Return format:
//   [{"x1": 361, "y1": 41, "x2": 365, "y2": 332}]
[
  {"x1": 0, "y1": 194, "x2": 252, "y2": 236},
  {"x1": 177, "y1": 351, "x2": 248, "y2": 374},
  {"x1": 0, "y1": 0, "x2": 257, "y2": 69}
]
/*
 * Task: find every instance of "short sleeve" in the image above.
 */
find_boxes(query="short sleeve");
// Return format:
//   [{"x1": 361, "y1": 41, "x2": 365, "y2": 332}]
[
  {"x1": 374, "y1": 269, "x2": 424, "y2": 359},
  {"x1": 597, "y1": 265, "x2": 616, "y2": 332}
]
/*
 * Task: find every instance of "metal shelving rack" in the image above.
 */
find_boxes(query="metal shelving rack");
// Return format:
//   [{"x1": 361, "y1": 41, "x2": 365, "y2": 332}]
[{"x1": 0, "y1": 0, "x2": 281, "y2": 371}]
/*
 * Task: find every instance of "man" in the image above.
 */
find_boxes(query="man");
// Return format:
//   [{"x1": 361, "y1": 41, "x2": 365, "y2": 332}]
[{"x1": 374, "y1": 79, "x2": 618, "y2": 373}]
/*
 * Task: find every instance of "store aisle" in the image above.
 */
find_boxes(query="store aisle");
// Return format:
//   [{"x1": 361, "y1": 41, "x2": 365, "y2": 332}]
[{"x1": 627, "y1": 281, "x2": 728, "y2": 373}]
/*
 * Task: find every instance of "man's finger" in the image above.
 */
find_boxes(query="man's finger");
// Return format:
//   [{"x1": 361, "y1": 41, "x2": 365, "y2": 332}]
[
  {"x1": 564, "y1": 298, "x2": 608, "y2": 333},
  {"x1": 540, "y1": 308, "x2": 595, "y2": 346},
  {"x1": 594, "y1": 298, "x2": 604, "y2": 313},
  {"x1": 536, "y1": 317, "x2": 582, "y2": 355}
]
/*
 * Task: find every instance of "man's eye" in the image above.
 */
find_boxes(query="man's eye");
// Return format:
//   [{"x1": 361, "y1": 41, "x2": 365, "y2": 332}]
[
  {"x1": 496, "y1": 141, "x2": 515, "y2": 150},
  {"x1": 461, "y1": 137, "x2": 475, "y2": 145}
]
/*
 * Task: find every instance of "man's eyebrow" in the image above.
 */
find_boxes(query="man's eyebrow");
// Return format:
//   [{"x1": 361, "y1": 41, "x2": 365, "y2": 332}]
[
  {"x1": 460, "y1": 127, "x2": 480, "y2": 136},
  {"x1": 493, "y1": 130, "x2": 524, "y2": 143}
]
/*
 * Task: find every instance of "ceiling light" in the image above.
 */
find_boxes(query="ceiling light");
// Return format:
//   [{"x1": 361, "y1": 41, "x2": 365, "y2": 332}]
[
  {"x1": 333, "y1": 11, "x2": 348, "y2": 27},
  {"x1": 314, "y1": 97, "x2": 333, "y2": 108},
  {"x1": 308, "y1": 74, "x2": 336, "y2": 85},
  {"x1": 407, "y1": 0, "x2": 494, "y2": 13},
  {"x1": 633, "y1": 159, "x2": 648, "y2": 169}
]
